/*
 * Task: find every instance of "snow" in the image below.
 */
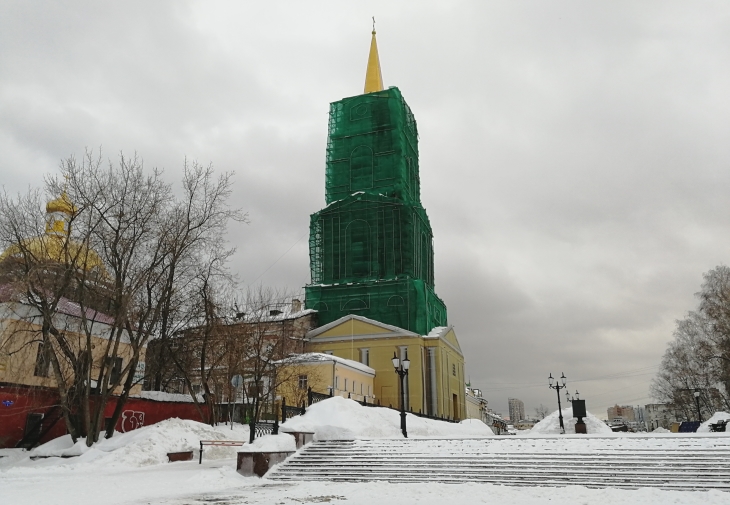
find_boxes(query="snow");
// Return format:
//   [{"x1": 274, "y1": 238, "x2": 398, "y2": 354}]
[
  {"x1": 275, "y1": 352, "x2": 375, "y2": 375},
  {"x1": 240, "y1": 433, "x2": 297, "y2": 453},
  {"x1": 525, "y1": 407, "x2": 613, "y2": 435},
  {"x1": 697, "y1": 411, "x2": 730, "y2": 433},
  {"x1": 425, "y1": 326, "x2": 449, "y2": 339},
  {"x1": 652, "y1": 426, "x2": 671, "y2": 433},
  {"x1": 2, "y1": 402, "x2": 730, "y2": 504},
  {"x1": 16, "y1": 418, "x2": 250, "y2": 467},
  {"x1": 133, "y1": 390, "x2": 204, "y2": 402},
  {"x1": 280, "y1": 396, "x2": 494, "y2": 439}
]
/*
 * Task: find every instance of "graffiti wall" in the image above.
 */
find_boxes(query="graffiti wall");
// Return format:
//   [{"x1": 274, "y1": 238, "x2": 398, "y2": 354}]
[{"x1": 0, "y1": 384, "x2": 208, "y2": 449}]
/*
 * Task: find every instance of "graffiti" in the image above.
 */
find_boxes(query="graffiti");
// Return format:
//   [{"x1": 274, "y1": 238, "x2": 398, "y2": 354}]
[{"x1": 121, "y1": 410, "x2": 145, "y2": 432}]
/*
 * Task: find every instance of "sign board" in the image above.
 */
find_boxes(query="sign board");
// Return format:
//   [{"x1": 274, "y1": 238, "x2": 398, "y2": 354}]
[
  {"x1": 133, "y1": 362, "x2": 146, "y2": 384},
  {"x1": 231, "y1": 374, "x2": 244, "y2": 388}
]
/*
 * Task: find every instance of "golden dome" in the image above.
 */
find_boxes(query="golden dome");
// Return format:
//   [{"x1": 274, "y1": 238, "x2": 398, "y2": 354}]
[
  {"x1": 0, "y1": 235, "x2": 105, "y2": 273},
  {"x1": 46, "y1": 191, "x2": 76, "y2": 215},
  {"x1": 0, "y1": 191, "x2": 105, "y2": 274}
]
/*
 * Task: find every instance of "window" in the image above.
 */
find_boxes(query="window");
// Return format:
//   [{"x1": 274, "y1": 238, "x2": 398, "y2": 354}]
[
  {"x1": 34, "y1": 343, "x2": 51, "y2": 377},
  {"x1": 298, "y1": 375, "x2": 308, "y2": 389},
  {"x1": 359, "y1": 348, "x2": 369, "y2": 366},
  {"x1": 353, "y1": 381, "x2": 356, "y2": 393},
  {"x1": 452, "y1": 364, "x2": 456, "y2": 377},
  {"x1": 344, "y1": 378, "x2": 348, "y2": 391},
  {"x1": 108, "y1": 357, "x2": 123, "y2": 385},
  {"x1": 335, "y1": 376, "x2": 340, "y2": 389}
]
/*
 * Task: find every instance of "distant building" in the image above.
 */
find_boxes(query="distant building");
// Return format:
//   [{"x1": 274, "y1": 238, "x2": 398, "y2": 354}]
[
  {"x1": 644, "y1": 403, "x2": 677, "y2": 430},
  {"x1": 465, "y1": 387, "x2": 488, "y2": 422},
  {"x1": 508, "y1": 398, "x2": 525, "y2": 423},
  {"x1": 514, "y1": 420, "x2": 536, "y2": 430},
  {"x1": 607, "y1": 405, "x2": 636, "y2": 424}
]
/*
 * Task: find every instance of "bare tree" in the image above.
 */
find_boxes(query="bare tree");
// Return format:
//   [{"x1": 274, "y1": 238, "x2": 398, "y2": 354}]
[
  {"x1": 652, "y1": 266, "x2": 730, "y2": 419},
  {"x1": 0, "y1": 149, "x2": 244, "y2": 444},
  {"x1": 535, "y1": 404, "x2": 549, "y2": 420}
]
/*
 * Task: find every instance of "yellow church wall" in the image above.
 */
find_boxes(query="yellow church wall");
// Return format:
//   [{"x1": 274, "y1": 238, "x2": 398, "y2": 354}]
[
  {"x1": 315, "y1": 318, "x2": 392, "y2": 338},
  {"x1": 306, "y1": 317, "x2": 466, "y2": 419}
]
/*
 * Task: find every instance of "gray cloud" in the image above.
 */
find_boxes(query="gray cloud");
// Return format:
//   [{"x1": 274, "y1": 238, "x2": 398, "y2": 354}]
[{"x1": 2, "y1": 0, "x2": 729, "y2": 418}]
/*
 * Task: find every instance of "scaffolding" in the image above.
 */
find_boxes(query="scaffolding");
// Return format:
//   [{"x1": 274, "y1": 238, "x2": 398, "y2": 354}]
[
  {"x1": 325, "y1": 87, "x2": 420, "y2": 205},
  {"x1": 306, "y1": 87, "x2": 447, "y2": 335}
]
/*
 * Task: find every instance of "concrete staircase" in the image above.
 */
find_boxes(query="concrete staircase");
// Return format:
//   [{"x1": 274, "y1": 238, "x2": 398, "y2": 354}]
[{"x1": 266, "y1": 437, "x2": 730, "y2": 491}]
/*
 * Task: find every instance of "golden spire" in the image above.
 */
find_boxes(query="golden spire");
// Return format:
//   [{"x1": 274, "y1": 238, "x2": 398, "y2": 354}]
[{"x1": 364, "y1": 17, "x2": 384, "y2": 93}]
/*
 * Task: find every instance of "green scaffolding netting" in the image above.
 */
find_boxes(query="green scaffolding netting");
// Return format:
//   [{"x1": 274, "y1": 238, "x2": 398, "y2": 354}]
[{"x1": 306, "y1": 87, "x2": 448, "y2": 335}]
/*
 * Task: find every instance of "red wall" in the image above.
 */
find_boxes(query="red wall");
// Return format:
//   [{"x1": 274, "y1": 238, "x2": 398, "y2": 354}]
[{"x1": 0, "y1": 384, "x2": 209, "y2": 449}]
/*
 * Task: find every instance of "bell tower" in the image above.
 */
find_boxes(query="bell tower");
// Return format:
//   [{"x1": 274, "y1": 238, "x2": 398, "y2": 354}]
[{"x1": 305, "y1": 29, "x2": 447, "y2": 335}]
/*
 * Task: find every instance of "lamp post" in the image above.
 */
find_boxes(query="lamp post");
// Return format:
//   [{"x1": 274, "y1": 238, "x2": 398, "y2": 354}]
[
  {"x1": 392, "y1": 350, "x2": 410, "y2": 438},
  {"x1": 548, "y1": 373, "x2": 567, "y2": 434},
  {"x1": 694, "y1": 390, "x2": 702, "y2": 423}
]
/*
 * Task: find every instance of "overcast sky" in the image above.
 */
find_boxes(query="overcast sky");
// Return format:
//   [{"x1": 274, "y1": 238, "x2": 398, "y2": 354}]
[{"x1": 2, "y1": 1, "x2": 730, "y2": 419}]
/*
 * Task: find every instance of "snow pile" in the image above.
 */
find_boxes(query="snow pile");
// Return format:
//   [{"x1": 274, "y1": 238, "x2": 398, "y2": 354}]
[
  {"x1": 133, "y1": 390, "x2": 204, "y2": 403},
  {"x1": 280, "y1": 396, "x2": 494, "y2": 439},
  {"x1": 29, "y1": 418, "x2": 249, "y2": 466},
  {"x1": 652, "y1": 427, "x2": 670, "y2": 433},
  {"x1": 240, "y1": 433, "x2": 297, "y2": 453},
  {"x1": 696, "y1": 411, "x2": 730, "y2": 433},
  {"x1": 525, "y1": 407, "x2": 613, "y2": 435}
]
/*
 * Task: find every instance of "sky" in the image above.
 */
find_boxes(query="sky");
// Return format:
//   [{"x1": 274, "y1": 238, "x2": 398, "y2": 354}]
[{"x1": 2, "y1": 1, "x2": 730, "y2": 419}]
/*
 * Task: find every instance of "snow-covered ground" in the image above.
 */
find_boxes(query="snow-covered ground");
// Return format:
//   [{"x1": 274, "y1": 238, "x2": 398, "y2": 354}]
[
  {"x1": 1, "y1": 401, "x2": 729, "y2": 505},
  {"x1": 524, "y1": 406, "x2": 612, "y2": 435},
  {"x1": 281, "y1": 396, "x2": 494, "y2": 439}
]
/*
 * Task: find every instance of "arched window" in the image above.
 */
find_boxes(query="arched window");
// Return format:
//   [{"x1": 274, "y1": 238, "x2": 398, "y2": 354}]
[
  {"x1": 350, "y1": 146, "x2": 374, "y2": 191},
  {"x1": 346, "y1": 220, "x2": 371, "y2": 278}
]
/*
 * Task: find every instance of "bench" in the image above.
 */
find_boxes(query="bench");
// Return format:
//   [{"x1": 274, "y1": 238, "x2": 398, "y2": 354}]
[
  {"x1": 709, "y1": 419, "x2": 728, "y2": 432},
  {"x1": 199, "y1": 440, "x2": 247, "y2": 464}
]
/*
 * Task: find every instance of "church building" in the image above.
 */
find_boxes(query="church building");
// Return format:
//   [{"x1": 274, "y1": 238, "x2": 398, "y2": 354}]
[{"x1": 304, "y1": 29, "x2": 466, "y2": 420}]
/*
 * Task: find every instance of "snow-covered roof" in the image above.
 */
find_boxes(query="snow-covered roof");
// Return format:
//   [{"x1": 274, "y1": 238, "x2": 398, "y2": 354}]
[
  {"x1": 424, "y1": 326, "x2": 450, "y2": 339},
  {"x1": 0, "y1": 283, "x2": 114, "y2": 325},
  {"x1": 234, "y1": 306, "x2": 317, "y2": 323},
  {"x1": 274, "y1": 352, "x2": 375, "y2": 376},
  {"x1": 132, "y1": 391, "x2": 205, "y2": 403}
]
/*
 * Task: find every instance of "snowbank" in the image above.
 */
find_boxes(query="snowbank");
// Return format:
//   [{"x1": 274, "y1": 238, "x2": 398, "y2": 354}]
[
  {"x1": 652, "y1": 427, "x2": 670, "y2": 433},
  {"x1": 696, "y1": 411, "x2": 730, "y2": 433},
  {"x1": 525, "y1": 407, "x2": 613, "y2": 435},
  {"x1": 240, "y1": 433, "x2": 297, "y2": 453},
  {"x1": 280, "y1": 396, "x2": 494, "y2": 439},
  {"x1": 27, "y1": 418, "x2": 250, "y2": 467}
]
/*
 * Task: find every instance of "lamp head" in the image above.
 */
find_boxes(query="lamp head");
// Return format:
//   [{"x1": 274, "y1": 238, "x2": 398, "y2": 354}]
[
  {"x1": 548, "y1": 373, "x2": 554, "y2": 386},
  {"x1": 403, "y1": 349, "x2": 410, "y2": 370},
  {"x1": 392, "y1": 352, "x2": 400, "y2": 370},
  {"x1": 560, "y1": 373, "x2": 566, "y2": 386}
]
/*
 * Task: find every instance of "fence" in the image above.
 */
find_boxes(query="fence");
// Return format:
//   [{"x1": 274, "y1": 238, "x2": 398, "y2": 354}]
[
  {"x1": 357, "y1": 397, "x2": 458, "y2": 423},
  {"x1": 307, "y1": 387, "x2": 333, "y2": 406}
]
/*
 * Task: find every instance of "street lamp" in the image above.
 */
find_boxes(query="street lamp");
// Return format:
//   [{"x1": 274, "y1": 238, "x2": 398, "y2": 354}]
[
  {"x1": 548, "y1": 372, "x2": 567, "y2": 434},
  {"x1": 392, "y1": 350, "x2": 410, "y2": 438},
  {"x1": 694, "y1": 390, "x2": 702, "y2": 423}
]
